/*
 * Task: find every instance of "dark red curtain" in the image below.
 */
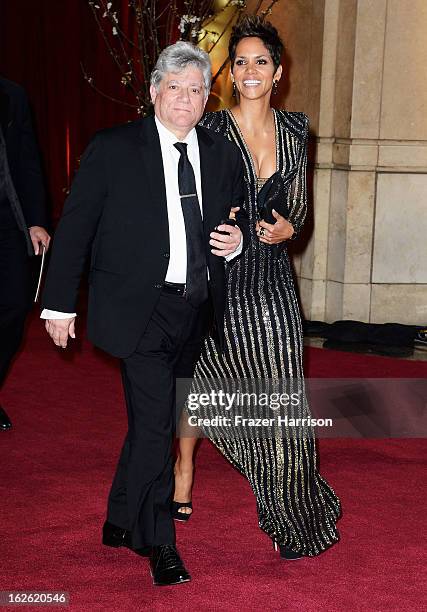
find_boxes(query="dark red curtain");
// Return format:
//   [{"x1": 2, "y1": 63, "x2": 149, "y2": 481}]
[{"x1": 0, "y1": 0, "x2": 142, "y2": 223}]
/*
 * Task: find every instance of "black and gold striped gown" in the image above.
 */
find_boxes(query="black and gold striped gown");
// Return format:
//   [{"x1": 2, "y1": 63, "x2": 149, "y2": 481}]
[{"x1": 194, "y1": 109, "x2": 341, "y2": 555}]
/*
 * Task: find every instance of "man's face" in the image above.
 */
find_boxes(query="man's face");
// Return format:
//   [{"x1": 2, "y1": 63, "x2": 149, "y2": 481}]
[{"x1": 150, "y1": 66, "x2": 208, "y2": 136}]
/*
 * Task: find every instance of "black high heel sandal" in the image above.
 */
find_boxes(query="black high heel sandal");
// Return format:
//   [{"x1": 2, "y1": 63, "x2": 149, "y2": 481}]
[
  {"x1": 171, "y1": 501, "x2": 193, "y2": 522},
  {"x1": 273, "y1": 541, "x2": 304, "y2": 560}
]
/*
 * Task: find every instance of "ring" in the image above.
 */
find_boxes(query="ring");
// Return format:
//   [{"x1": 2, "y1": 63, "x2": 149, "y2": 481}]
[{"x1": 259, "y1": 227, "x2": 266, "y2": 237}]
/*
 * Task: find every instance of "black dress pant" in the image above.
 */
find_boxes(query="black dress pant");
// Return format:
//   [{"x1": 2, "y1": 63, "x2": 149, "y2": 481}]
[
  {"x1": 107, "y1": 290, "x2": 206, "y2": 548},
  {"x1": 0, "y1": 229, "x2": 31, "y2": 387}
]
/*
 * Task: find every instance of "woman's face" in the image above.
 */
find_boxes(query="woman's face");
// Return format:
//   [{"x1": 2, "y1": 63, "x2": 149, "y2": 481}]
[{"x1": 231, "y1": 36, "x2": 282, "y2": 101}]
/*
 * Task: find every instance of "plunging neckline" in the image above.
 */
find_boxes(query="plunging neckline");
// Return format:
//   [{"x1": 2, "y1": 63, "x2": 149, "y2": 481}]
[{"x1": 226, "y1": 108, "x2": 279, "y2": 182}]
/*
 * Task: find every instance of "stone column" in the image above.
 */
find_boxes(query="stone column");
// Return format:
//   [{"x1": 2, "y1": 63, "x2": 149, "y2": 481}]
[{"x1": 298, "y1": 0, "x2": 427, "y2": 324}]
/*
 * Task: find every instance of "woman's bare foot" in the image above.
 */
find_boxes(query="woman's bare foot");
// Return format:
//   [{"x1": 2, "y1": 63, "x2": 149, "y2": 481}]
[{"x1": 173, "y1": 458, "x2": 194, "y2": 516}]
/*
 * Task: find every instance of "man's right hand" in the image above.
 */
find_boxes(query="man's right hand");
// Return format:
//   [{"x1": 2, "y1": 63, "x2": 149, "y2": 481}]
[{"x1": 45, "y1": 317, "x2": 76, "y2": 349}]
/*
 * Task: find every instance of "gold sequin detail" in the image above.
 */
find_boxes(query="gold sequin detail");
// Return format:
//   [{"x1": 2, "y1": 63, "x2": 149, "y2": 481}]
[{"x1": 192, "y1": 109, "x2": 341, "y2": 555}]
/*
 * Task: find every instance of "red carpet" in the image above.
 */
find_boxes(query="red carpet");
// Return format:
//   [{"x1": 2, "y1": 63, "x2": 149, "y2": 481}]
[{"x1": 1, "y1": 315, "x2": 426, "y2": 611}]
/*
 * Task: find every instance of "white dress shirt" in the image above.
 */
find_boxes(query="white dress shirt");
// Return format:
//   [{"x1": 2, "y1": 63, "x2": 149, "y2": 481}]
[
  {"x1": 41, "y1": 116, "x2": 242, "y2": 320},
  {"x1": 156, "y1": 116, "x2": 201, "y2": 283}
]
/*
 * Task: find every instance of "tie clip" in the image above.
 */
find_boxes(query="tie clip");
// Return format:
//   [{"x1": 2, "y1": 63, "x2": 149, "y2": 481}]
[{"x1": 180, "y1": 193, "x2": 197, "y2": 198}]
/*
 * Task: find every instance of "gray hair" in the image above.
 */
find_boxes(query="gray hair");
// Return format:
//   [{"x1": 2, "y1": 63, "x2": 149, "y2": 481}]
[{"x1": 150, "y1": 41, "x2": 211, "y2": 97}]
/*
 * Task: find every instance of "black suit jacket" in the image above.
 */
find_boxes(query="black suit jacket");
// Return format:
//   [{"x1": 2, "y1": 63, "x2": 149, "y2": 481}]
[
  {"x1": 42, "y1": 115, "x2": 247, "y2": 358},
  {"x1": 0, "y1": 77, "x2": 47, "y2": 248}
]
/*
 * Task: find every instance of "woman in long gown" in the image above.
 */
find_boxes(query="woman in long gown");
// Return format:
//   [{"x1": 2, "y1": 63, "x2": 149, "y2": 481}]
[{"x1": 173, "y1": 16, "x2": 341, "y2": 557}]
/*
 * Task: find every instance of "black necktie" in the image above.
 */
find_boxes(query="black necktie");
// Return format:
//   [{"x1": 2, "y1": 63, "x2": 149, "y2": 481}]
[{"x1": 173, "y1": 142, "x2": 208, "y2": 307}]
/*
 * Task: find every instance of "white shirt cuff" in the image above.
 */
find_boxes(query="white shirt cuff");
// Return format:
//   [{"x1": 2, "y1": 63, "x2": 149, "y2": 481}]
[
  {"x1": 224, "y1": 236, "x2": 243, "y2": 262},
  {"x1": 41, "y1": 309, "x2": 77, "y2": 319}
]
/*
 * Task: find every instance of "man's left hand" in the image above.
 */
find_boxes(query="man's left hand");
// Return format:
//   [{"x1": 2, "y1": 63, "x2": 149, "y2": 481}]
[
  {"x1": 29, "y1": 226, "x2": 51, "y2": 255},
  {"x1": 210, "y1": 224, "x2": 242, "y2": 257}
]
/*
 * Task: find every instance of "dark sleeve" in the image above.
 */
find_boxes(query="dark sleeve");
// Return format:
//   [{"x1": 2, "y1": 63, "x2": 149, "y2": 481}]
[
  {"x1": 198, "y1": 110, "x2": 229, "y2": 136},
  {"x1": 41, "y1": 133, "x2": 107, "y2": 312},
  {"x1": 14, "y1": 87, "x2": 48, "y2": 228},
  {"x1": 230, "y1": 146, "x2": 250, "y2": 253},
  {"x1": 286, "y1": 113, "x2": 309, "y2": 239}
]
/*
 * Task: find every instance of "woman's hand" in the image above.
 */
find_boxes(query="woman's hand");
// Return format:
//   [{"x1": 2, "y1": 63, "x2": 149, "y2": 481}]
[
  {"x1": 229, "y1": 206, "x2": 240, "y2": 220},
  {"x1": 256, "y1": 209, "x2": 294, "y2": 244}
]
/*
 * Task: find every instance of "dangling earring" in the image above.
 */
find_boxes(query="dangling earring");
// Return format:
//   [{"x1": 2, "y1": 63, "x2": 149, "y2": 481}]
[
  {"x1": 232, "y1": 82, "x2": 237, "y2": 97},
  {"x1": 272, "y1": 80, "x2": 278, "y2": 95}
]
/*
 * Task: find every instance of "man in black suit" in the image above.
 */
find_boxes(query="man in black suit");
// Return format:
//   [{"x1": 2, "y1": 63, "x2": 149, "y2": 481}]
[
  {"x1": 41, "y1": 42, "x2": 247, "y2": 586},
  {"x1": 0, "y1": 77, "x2": 50, "y2": 430}
]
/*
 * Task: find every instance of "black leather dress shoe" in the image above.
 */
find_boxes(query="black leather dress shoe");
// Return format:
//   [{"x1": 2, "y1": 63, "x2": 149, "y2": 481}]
[
  {"x1": 0, "y1": 406, "x2": 12, "y2": 431},
  {"x1": 150, "y1": 544, "x2": 191, "y2": 586},
  {"x1": 102, "y1": 521, "x2": 151, "y2": 557}
]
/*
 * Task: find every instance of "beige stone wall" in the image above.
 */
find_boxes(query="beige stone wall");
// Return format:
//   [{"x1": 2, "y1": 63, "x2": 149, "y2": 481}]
[{"x1": 268, "y1": 0, "x2": 427, "y2": 325}]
